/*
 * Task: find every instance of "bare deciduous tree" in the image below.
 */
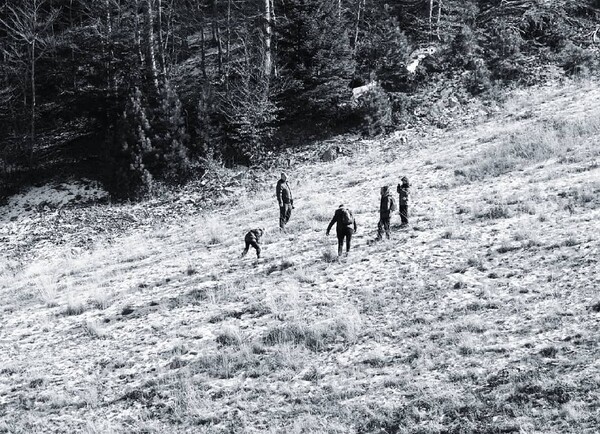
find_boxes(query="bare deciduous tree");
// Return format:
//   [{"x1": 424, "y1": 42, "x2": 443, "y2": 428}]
[{"x1": 0, "y1": 0, "x2": 58, "y2": 152}]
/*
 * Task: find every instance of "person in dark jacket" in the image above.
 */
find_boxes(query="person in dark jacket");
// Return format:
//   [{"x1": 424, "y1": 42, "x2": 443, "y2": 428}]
[
  {"x1": 241, "y1": 228, "x2": 265, "y2": 259},
  {"x1": 326, "y1": 205, "x2": 357, "y2": 256},
  {"x1": 397, "y1": 176, "x2": 410, "y2": 226},
  {"x1": 376, "y1": 186, "x2": 395, "y2": 241},
  {"x1": 276, "y1": 172, "x2": 293, "y2": 231}
]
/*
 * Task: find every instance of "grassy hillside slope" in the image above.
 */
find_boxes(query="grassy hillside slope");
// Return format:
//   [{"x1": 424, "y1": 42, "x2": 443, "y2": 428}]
[{"x1": 1, "y1": 80, "x2": 600, "y2": 433}]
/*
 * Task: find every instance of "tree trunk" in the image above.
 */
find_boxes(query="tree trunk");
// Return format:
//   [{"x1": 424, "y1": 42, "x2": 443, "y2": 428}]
[
  {"x1": 145, "y1": 0, "x2": 160, "y2": 89},
  {"x1": 354, "y1": 0, "x2": 365, "y2": 50},
  {"x1": 157, "y1": 0, "x2": 167, "y2": 76},
  {"x1": 270, "y1": 0, "x2": 277, "y2": 77},
  {"x1": 71, "y1": 0, "x2": 76, "y2": 90},
  {"x1": 105, "y1": 0, "x2": 115, "y2": 93},
  {"x1": 264, "y1": 0, "x2": 272, "y2": 78},
  {"x1": 134, "y1": 0, "x2": 145, "y2": 67},
  {"x1": 216, "y1": 24, "x2": 223, "y2": 76},
  {"x1": 436, "y1": 0, "x2": 443, "y2": 41},
  {"x1": 200, "y1": 22, "x2": 207, "y2": 79},
  {"x1": 429, "y1": 0, "x2": 434, "y2": 38},
  {"x1": 30, "y1": 0, "x2": 38, "y2": 156},
  {"x1": 30, "y1": 39, "x2": 36, "y2": 155},
  {"x1": 226, "y1": 0, "x2": 231, "y2": 71}
]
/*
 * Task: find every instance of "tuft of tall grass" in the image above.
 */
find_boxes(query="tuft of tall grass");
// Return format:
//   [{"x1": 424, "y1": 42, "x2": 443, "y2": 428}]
[
  {"x1": 64, "y1": 296, "x2": 88, "y2": 316},
  {"x1": 458, "y1": 114, "x2": 600, "y2": 181},
  {"x1": 83, "y1": 320, "x2": 108, "y2": 339},
  {"x1": 200, "y1": 216, "x2": 227, "y2": 245},
  {"x1": 263, "y1": 308, "x2": 361, "y2": 352},
  {"x1": 37, "y1": 280, "x2": 60, "y2": 308}
]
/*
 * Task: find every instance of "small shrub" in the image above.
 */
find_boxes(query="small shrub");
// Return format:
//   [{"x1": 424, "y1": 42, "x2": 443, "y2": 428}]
[
  {"x1": 465, "y1": 60, "x2": 492, "y2": 95},
  {"x1": 559, "y1": 42, "x2": 599, "y2": 76}
]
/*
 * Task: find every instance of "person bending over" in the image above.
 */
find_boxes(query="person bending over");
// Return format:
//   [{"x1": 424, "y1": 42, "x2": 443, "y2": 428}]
[{"x1": 326, "y1": 205, "x2": 357, "y2": 256}]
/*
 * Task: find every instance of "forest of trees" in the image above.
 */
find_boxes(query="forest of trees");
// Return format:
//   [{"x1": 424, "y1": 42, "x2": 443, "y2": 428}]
[{"x1": 1, "y1": 0, "x2": 599, "y2": 198}]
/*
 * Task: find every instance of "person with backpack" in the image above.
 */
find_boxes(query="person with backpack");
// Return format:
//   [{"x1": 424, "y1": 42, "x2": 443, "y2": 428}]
[
  {"x1": 326, "y1": 205, "x2": 357, "y2": 256},
  {"x1": 376, "y1": 186, "x2": 396, "y2": 241},
  {"x1": 241, "y1": 228, "x2": 265, "y2": 259},
  {"x1": 397, "y1": 176, "x2": 410, "y2": 226},
  {"x1": 276, "y1": 172, "x2": 294, "y2": 232}
]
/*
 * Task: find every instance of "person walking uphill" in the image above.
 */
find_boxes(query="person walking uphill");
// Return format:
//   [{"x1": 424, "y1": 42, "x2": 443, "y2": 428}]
[
  {"x1": 326, "y1": 205, "x2": 357, "y2": 256},
  {"x1": 241, "y1": 228, "x2": 265, "y2": 259},
  {"x1": 376, "y1": 186, "x2": 396, "y2": 241},
  {"x1": 397, "y1": 176, "x2": 410, "y2": 226},
  {"x1": 276, "y1": 172, "x2": 293, "y2": 231}
]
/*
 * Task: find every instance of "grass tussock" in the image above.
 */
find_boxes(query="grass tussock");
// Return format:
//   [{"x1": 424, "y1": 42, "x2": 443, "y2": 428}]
[
  {"x1": 36, "y1": 275, "x2": 61, "y2": 307},
  {"x1": 64, "y1": 296, "x2": 88, "y2": 316},
  {"x1": 90, "y1": 287, "x2": 113, "y2": 310},
  {"x1": 292, "y1": 266, "x2": 317, "y2": 284},
  {"x1": 266, "y1": 259, "x2": 295, "y2": 275},
  {"x1": 458, "y1": 114, "x2": 600, "y2": 181},
  {"x1": 215, "y1": 326, "x2": 244, "y2": 347},
  {"x1": 263, "y1": 309, "x2": 361, "y2": 351},
  {"x1": 83, "y1": 320, "x2": 108, "y2": 339},
  {"x1": 201, "y1": 217, "x2": 227, "y2": 245},
  {"x1": 322, "y1": 248, "x2": 339, "y2": 263},
  {"x1": 193, "y1": 344, "x2": 262, "y2": 379},
  {"x1": 264, "y1": 285, "x2": 301, "y2": 321}
]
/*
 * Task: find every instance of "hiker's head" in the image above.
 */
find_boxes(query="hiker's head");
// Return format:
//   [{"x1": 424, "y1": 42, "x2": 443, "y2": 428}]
[
  {"x1": 259, "y1": 227, "x2": 265, "y2": 236},
  {"x1": 338, "y1": 204, "x2": 344, "y2": 209},
  {"x1": 381, "y1": 186, "x2": 389, "y2": 195},
  {"x1": 401, "y1": 176, "x2": 409, "y2": 185},
  {"x1": 280, "y1": 172, "x2": 287, "y2": 182}
]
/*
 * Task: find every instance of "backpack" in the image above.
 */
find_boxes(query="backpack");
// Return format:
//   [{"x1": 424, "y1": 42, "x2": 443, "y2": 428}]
[
  {"x1": 340, "y1": 208, "x2": 354, "y2": 226},
  {"x1": 389, "y1": 197, "x2": 397, "y2": 212}
]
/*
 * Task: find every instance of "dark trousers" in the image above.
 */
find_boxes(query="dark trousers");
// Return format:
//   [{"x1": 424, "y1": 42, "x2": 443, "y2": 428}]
[
  {"x1": 377, "y1": 215, "x2": 391, "y2": 240},
  {"x1": 242, "y1": 240, "x2": 261, "y2": 258},
  {"x1": 279, "y1": 203, "x2": 292, "y2": 230},
  {"x1": 337, "y1": 227, "x2": 354, "y2": 256},
  {"x1": 399, "y1": 204, "x2": 408, "y2": 225}
]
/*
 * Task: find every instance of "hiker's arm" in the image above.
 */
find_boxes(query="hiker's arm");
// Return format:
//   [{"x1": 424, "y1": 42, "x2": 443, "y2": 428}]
[
  {"x1": 276, "y1": 183, "x2": 282, "y2": 206},
  {"x1": 326, "y1": 215, "x2": 336, "y2": 235}
]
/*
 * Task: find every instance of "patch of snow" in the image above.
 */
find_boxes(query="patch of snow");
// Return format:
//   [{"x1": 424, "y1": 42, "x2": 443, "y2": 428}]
[
  {"x1": 352, "y1": 81, "x2": 378, "y2": 100},
  {"x1": 407, "y1": 46, "x2": 437, "y2": 74},
  {"x1": 0, "y1": 180, "x2": 108, "y2": 222}
]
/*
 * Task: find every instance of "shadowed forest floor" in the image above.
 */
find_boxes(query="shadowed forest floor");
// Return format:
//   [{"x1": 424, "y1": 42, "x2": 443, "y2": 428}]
[{"x1": 1, "y1": 80, "x2": 599, "y2": 433}]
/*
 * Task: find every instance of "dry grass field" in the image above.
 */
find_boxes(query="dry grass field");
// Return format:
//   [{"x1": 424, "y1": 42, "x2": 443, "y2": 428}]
[{"x1": 1, "y1": 80, "x2": 600, "y2": 433}]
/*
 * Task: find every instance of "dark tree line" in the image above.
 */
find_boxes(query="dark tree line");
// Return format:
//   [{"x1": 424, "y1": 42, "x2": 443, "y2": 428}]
[{"x1": 1, "y1": 0, "x2": 599, "y2": 198}]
